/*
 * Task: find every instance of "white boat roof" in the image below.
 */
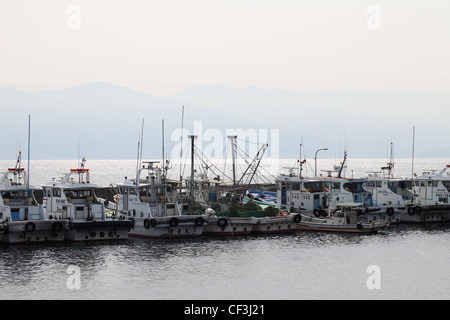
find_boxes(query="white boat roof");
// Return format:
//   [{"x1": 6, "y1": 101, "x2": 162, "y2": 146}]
[
  {"x1": 0, "y1": 168, "x2": 40, "y2": 191},
  {"x1": 42, "y1": 168, "x2": 100, "y2": 189},
  {"x1": 0, "y1": 184, "x2": 40, "y2": 192}
]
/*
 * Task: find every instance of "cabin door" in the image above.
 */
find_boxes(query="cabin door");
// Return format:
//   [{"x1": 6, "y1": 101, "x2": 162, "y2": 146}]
[
  {"x1": 11, "y1": 208, "x2": 20, "y2": 221},
  {"x1": 314, "y1": 195, "x2": 320, "y2": 209},
  {"x1": 281, "y1": 187, "x2": 287, "y2": 205},
  {"x1": 426, "y1": 181, "x2": 433, "y2": 200}
]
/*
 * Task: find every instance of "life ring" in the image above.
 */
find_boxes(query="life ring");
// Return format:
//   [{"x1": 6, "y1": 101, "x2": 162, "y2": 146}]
[
  {"x1": 52, "y1": 221, "x2": 63, "y2": 232},
  {"x1": 150, "y1": 218, "x2": 157, "y2": 227},
  {"x1": 144, "y1": 218, "x2": 151, "y2": 229},
  {"x1": 320, "y1": 210, "x2": 327, "y2": 217},
  {"x1": 169, "y1": 217, "x2": 179, "y2": 227},
  {"x1": 313, "y1": 209, "x2": 321, "y2": 218},
  {"x1": 194, "y1": 216, "x2": 204, "y2": 226},
  {"x1": 407, "y1": 207, "x2": 415, "y2": 215},
  {"x1": 294, "y1": 214, "x2": 302, "y2": 223},
  {"x1": 25, "y1": 222, "x2": 36, "y2": 233},
  {"x1": 357, "y1": 223, "x2": 363, "y2": 230},
  {"x1": 217, "y1": 217, "x2": 228, "y2": 228},
  {"x1": 386, "y1": 207, "x2": 394, "y2": 216}
]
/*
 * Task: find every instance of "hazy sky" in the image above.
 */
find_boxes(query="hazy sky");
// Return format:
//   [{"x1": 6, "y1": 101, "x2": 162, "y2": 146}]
[{"x1": 1, "y1": 0, "x2": 449, "y2": 97}]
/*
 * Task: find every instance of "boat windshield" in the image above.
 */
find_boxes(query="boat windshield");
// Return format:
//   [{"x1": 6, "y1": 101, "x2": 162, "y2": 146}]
[
  {"x1": 442, "y1": 181, "x2": 450, "y2": 192},
  {"x1": 1, "y1": 190, "x2": 32, "y2": 205},
  {"x1": 304, "y1": 181, "x2": 326, "y2": 193}
]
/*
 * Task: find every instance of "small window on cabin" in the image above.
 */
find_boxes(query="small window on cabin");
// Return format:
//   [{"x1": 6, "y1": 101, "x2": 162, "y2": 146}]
[{"x1": 53, "y1": 188, "x2": 61, "y2": 197}]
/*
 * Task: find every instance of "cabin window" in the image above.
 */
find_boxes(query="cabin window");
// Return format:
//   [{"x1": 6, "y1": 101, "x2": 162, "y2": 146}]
[
  {"x1": 66, "y1": 189, "x2": 92, "y2": 199},
  {"x1": 443, "y1": 181, "x2": 450, "y2": 191},
  {"x1": 53, "y1": 188, "x2": 61, "y2": 197},
  {"x1": 139, "y1": 187, "x2": 149, "y2": 197},
  {"x1": 365, "y1": 181, "x2": 380, "y2": 188}
]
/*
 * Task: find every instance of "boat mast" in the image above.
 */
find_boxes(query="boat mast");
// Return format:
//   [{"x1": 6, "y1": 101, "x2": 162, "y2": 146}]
[
  {"x1": 337, "y1": 151, "x2": 347, "y2": 178},
  {"x1": 180, "y1": 106, "x2": 184, "y2": 179},
  {"x1": 227, "y1": 135, "x2": 237, "y2": 187},
  {"x1": 188, "y1": 135, "x2": 197, "y2": 201},
  {"x1": 135, "y1": 118, "x2": 144, "y2": 190},
  {"x1": 411, "y1": 126, "x2": 415, "y2": 180},
  {"x1": 26, "y1": 115, "x2": 31, "y2": 219}
]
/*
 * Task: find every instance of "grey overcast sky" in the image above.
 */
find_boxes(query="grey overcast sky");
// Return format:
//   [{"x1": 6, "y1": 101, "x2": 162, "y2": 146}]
[
  {"x1": 1, "y1": 0, "x2": 449, "y2": 96},
  {"x1": 1, "y1": 1, "x2": 450, "y2": 161}
]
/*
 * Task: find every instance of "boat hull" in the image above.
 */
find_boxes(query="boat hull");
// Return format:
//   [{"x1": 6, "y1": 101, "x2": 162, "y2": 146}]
[
  {"x1": 0, "y1": 220, "x2": 69, "y2": 244},
  {"x1": 203, "y1": 217, "x2": 254, "y2": 236},
  {"x1": 128, "y1": 216, "x2": 204, "y2": 238},
  {"x1": 400, "y1": 211, "x2": 449, "y2": 223},
  {"x1": 64, "y1": 220, "x2": 133, "y2": 241},
  {"x1": 295, "y1": 221, "x2": 388, "y2": 234},
  {"x1": 252, "y1": 215, "x2": 298, "y2": 234}
]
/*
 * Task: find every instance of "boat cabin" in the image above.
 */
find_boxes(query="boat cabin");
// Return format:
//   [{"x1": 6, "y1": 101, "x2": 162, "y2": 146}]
[
  {"x1": 0, "y1": 167, "x2": 45, "y2": 222},
  {"x1": 43, "y1": 167, "x2": 106, "y2": 221},
  {"x1": 407, "y1": 166, "x2": 450, "y2": 205}
]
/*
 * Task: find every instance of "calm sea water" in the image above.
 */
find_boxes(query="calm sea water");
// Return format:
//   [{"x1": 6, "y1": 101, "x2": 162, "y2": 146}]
[
  {"x1": 0, "y1": 224, "x2": 449, "y2": 300},
  {"x1": 1, "y1": 157, "x2": 449, "y2": 187},
  {"x1": 0, "y1": 159, "x2": 449, "y2": 300}
]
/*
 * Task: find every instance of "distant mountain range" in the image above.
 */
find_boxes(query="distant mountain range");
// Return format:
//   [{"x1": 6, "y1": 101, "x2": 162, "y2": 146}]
[{"x1": 1, "y1": 82, "x2": 449, "y2": 160}]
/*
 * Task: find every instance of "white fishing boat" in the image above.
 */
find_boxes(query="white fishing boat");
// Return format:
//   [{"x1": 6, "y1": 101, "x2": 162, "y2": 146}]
[
  {"x1": 361, "y1": 173, "x2": 405, "y2": 224},
  {"x1": 43, "y1": 158, "x2": 133, "y2": 241},
  {"x1": 276, "y1": 156, "x2": 353, "y2": 217},
  {"x1": 392, "y1": 166, "x2": 450, "y2": 223},
  {"x1": 0, "y1": 153, "x2": 69, "y2": 244},
  {"x1": 107, "y1": 161, "x2": 206, "y2": 238},
  {"x1": 295, "y1": 204, "x2": 390, "y2": 234}
]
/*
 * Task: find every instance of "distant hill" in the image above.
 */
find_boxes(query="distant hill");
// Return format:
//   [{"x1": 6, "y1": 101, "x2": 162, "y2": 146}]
[{"x1": 0, "y1": 82, "x2": 449, "y2": 160}]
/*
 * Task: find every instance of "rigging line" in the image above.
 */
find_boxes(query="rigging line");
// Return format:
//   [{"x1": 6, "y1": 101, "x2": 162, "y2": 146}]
[
  {"x1": 235, "y1": 137, "x2": 264, "y2": 145},
  {"x1": 234, "y1": 141, "x2": 274, "y2": 179},
  {"x1": 177, "y1": 138, "x2": 191, "y2": 179},
  {"x1": 193, "y1": 145, "x2": 233, "y2": 181},
  {"x1": 240, "y1": 146, "x2": 276, "y2": 181}
]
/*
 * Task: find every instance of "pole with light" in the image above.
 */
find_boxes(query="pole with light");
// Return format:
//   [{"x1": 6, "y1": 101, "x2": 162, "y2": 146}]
[{"x1": 314, "y1": 148, "x2": 328, "y2": 176}]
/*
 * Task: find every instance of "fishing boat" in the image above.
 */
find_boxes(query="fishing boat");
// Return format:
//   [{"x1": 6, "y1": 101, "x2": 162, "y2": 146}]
[
  {"x1": 360, "y1": 174, "x2": 405, "y2": 224},
  {"x1": 276, "y1": 156, "x2": 353, "y2": 217},
  {"x1": 391, "y1": 166, "x2": 450, "y2": 223},
  {"x1": 107, "y1": 161, "x2": 206, "y2": 238},
  {"x1": 295, "y1": 204, "x2": 390, "y2": 234},
  {"x1": 0, "y1": 153, "x2": 69, "y2": 244},
  {"x1": 43, "y1": 158, "x2": 133, "y2": 241}
]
